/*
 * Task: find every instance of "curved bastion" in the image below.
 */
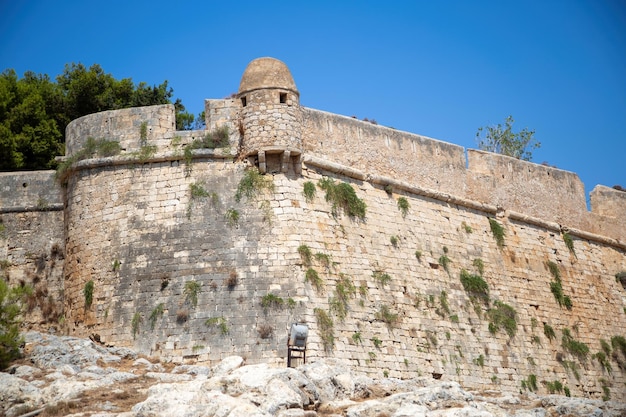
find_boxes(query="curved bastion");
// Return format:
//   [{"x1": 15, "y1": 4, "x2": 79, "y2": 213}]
[{"x1": 16, "y1": 56, "x2": 622, "y2": 401}]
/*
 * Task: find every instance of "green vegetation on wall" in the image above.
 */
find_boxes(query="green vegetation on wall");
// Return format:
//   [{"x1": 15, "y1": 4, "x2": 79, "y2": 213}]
[{"x1": 317, "y1": 177, "x2": 366, "y2": 220}]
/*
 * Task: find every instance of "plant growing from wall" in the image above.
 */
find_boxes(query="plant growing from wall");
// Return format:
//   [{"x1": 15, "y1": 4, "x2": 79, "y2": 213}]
[
  {"x1": 205, "y1": 316, "x2": 228, "y2": 335},
  {"x1": 139, "y1": 121, "x2": 148, "y2": 145},
  {"x1": 487, "y1": 300, "x2": 517, "y2": 337},
  {"x1": 414, "y1": 250, "x2": 422, "y2": 262},
  {"x1": 390, "y1": 235, "x2": 399, "y2": 248},
  {"x1": 438, "y1": 254, "x2": 451, "y2": 274},
  {"x1": 0, "y1": 280, "x2": 32, "y2": 370},
  {"x1": 315, "y1": 308, "x2": 334, "y2": 351},
  {"x1": 472, "y1": 259, "x2": 484, "y2": 276},
  {"x1": 261, "y1": 293, "x2": 284, "y2": 310},
  {"x1": 303, "y1": 181, "x2": 316, "y2": 203},
  {"x1": 314, "y1": 252, "x2": 332, "y2": 270},
  {"x1": 184, "y1": 280, "x2": 201, "y2": 308},
  {"x1": 56, "y1": 137, "x2": 122, "y2": 182},
  {"x1": 257, "y1": 323, "x2": 273, "y2": 339},
  {"x1": 317, "y1": 177, "x2": 366, "y2": 220},
  {"x1": 397, "y1": 197, "x2": 409, "y2": 218},
  {"x1": 459, "y1": 269, "x2": 489, "y2": 305},
  {"x1": 488, "y1": 218, "x2": 505, "y2": 248},
  {"x1": 593, "y1": 351, "x2": 612, "y2": 374},
  {"x1": 473, "y1": 354, "x2": 485, "y2": 367},
  {"x1": 305, "y1": 268, "x2": 324, "y2": 293},
  {"x1": 435, "y1": 290, "x2": 450, "y2": 317},
  {"x1": 225, "y1": 208, "x2": 239, "y2": 227},
  {"x1": 112, "y1": 259, "x2": 121, "y2": 272},
  {"x1": 84, "y1": 280, "x2": 94, "y2": 309},
  {"x1": 600, "y1": 379, "x2": 611, "y2": 401},
  {"x1": 372, "y1": 270, "x2": 392, "y2": 287},
  {"x1": 521, "y1": 374, "x2": 538, "y2": 392},
  {"x1": 372, "y1": 336, "x2": 382, "y2": 348},
  {"x1": 462, "y1": 222, "x2": 473, "y2": 233},
  {"x1": 562, "y1": 231, "x2": 575, "y2": 257},
  {"x1": 547, "y1": 261, "x2": 572, "y2": 310},
  {"x1": 546, "y1": 380, "x2": 564, "y2": 394},
  {"x1": 610, "y1": 335, "x2": 626, "y2": 369},
  {"x1": 352, "y1": 332, "x2": 362, "y2": 345},
  {"x1": 376, "y1": 304, "x2": 399, "y2": 329},
  {"x1": 235, "y1": 167, "x2": 274, "y2": 203},
  {"x1": 131, "y1": 312, "x2": 142, "y2": 340},
  {"x1": 544, "y1": 323, "x2": 556, "y2": 341},
  {"x1": 329, "y1": 274, "x2": 356, "y2": 321},
  {"x1": 149, "y1": 303, "x2": 164, "y2": 330},
  {"x1": 297, "y1": 244, "x2": 313, "y2": 266},
  {"x1": 561, "y1": 328, "x2": 589, "y2": 360}
]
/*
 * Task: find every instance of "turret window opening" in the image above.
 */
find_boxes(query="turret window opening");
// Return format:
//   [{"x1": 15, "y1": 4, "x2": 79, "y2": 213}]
[
  {"x1": 241, "y1": 96, "x2": 247, "y2": 107},
  {"x1": 279, "y1": 92, "x2": 287, "y2": 104}
]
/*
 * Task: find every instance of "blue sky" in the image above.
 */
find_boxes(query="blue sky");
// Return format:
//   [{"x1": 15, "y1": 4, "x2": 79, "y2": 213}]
[{"x1": 1, "y1": 1, "x2": 624, "y2": 202}]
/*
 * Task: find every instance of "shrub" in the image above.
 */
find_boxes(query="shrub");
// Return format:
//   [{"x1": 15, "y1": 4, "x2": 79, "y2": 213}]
[
  {"x1": 84, "y1": 280, "x2": 94, "y2": 309},
  {"x1": 0, "y1": 281, "x2": 32, "y2": 369},
  {"x1": 390, "y1": 235, "x2": 399, "y2": 248},
  {"x1": 459, "y1": 269, "x2": 489, "y2": 304},
  {"x1": 487, "y1": 300, "x2": 517, "y2": 337},
  {"x1": 414, "y1": 250, "x2": 422, "y2": 261},
  {"x1": 546, "y1": 261, "x2": 561, "y2": 280},
  {"x1": 303, "y1": 181, "x2": 316, "y2": 202},
  {"x1": 235, "y1": 167, "x2": 274, "y2": 203},
  {"x1": 462, "y1": 222, "x2": 473, "y2": 233},
  {"x1": 257, "y1": 323, "x2": 273, "y2": 339},
  {"x1": 397, "y1": 197, "x2": 409, "y2": 218},
  {"x1": 488, "y1": 218, "x2": 505, "y2": 248},
  {"x1": 226, "y1": 270, "x2": 238, "y2": 288},
  {"x1": 184, "y1": 280, "x2": 201, "y2": 308},
  {"x1": 317, "y1": 177, "x2": 366, "y2": 220},
  {"x1": 546, "y1": 380, "x2": 564, "y2": 394},
  {"x1": 305, "y1": 268, "x2": 324, "y2": 292},
  {"x1": 315, "y1": 308, "x2": 334, "y2": 351},
  {"x1": 352, "y1": 332, "x2": 362, "y2": 344},
  {"x1": 187, "y1": 125, "x2": 229, "y2": 150},
  {"x1": 594, "y1": 351, "x2": 612, "y2": 374},
  {"x1": 473, "y1": 354, "x2": 485, "y2": 367}
]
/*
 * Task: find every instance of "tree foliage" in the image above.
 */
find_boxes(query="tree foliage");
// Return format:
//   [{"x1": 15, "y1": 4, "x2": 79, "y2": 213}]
[
  {"x1": 475, "y1": 115, "x2": 540, "y2": 161},
  {"x1": 0, "y1": 63, "x2": 201, "y2": 171},
  {"x1": 0, "y1": 280, "x2": 32, "y2": 370}
]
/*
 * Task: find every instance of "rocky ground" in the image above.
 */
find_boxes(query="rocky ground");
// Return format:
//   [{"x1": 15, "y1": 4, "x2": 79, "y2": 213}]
[{"x1": 1, "y1": 332, "x2": 625, "y2": 417}]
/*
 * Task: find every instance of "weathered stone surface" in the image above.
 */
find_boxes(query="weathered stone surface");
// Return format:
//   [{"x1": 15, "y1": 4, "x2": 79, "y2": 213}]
[{"x1": 1, "y1": 332, "x2": 626, "y2": 417}]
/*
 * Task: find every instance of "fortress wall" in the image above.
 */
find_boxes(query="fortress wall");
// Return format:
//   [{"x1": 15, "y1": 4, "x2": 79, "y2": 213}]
[
  {"x1": 0, "y1": 171, "x2": 65, "y2": 330},
  {"x1": 289, "y1": 164, "x2": 626, "y2": 400},
  {"x1": 59, "y1": 149, "x2": 626, "y2": 399},
  {"x1": 65, "y1": 104, "x2": 176, "y2": 155},
  {"x1": 466, "y1": 149, "x2": 588, "y2": 226},
  {"x1": 591, "y1": 185, "x2": 626, "y2": 219},
  {"x1": 62, "y1": 158, "x2": 306, "y2": 362},
  {"x1": 301, "y1": 108, "x2": 468, "y2": 196}
]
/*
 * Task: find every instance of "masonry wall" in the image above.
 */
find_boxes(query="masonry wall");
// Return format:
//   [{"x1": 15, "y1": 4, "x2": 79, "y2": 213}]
[
  {"x1": 0, "y1": 171, "x2": 65, "y2": 331},
  {"x1": 3, "y1": 100, "x2": 624, "y2": 402}
]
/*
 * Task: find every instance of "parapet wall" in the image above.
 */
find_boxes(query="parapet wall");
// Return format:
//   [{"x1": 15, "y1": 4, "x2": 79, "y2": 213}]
[{"x1": 65, "y1": 104, "x2": 176, "y2": 155}]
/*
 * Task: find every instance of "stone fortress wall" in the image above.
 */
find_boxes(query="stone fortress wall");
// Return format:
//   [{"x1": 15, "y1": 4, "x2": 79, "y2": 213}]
[{"x1": 1, "y1": 57, "x2": 625, "y2": 400}]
